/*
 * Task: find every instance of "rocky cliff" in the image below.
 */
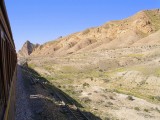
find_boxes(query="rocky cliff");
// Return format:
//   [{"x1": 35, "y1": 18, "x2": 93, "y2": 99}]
[{"x1": 18, "y1": 40, "x2": 39, "y2": 57}]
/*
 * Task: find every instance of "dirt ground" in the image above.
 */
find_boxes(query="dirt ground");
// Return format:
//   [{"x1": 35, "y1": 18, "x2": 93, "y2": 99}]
[
  {"x1": 16, "y1": 65, "x2": 67, "y2": 120},
  {"x1": 27, "y1": 45, "x2": 160, "y2": 120}
]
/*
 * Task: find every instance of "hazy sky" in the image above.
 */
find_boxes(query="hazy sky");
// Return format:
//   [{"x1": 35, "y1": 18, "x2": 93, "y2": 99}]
[{"x1": 5, "y1": 0, "x2": 160, "y2": 51}]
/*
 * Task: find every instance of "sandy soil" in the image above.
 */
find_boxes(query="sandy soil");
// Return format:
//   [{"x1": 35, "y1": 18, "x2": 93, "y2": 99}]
[{"x1": 27, "y1": 45, "x2": 160, "y2": 120}]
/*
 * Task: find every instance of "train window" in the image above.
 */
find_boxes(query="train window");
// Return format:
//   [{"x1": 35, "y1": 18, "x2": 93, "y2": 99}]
[
  {"x1": 0, "y1": 70, "x2": 5, "y2": 120},
  {"x1": 0, "y1": 28, "x2": 6, "y2": 120},
  {"x1": 5, "y1": 40, "x2": 11, "y2": 88},
  {"x1": 1, "y1": 29, "x2": 5, "y2": 40},
  {"x1": 2, "y1": 37, "x2": 10, "y2": 97}
]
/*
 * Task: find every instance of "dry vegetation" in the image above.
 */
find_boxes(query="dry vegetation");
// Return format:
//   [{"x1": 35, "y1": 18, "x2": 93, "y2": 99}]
[
  {"x1": 27, "y1": 45, "x2": 160, "y2": 120},
  {"x1": 18, "y1": 9, "x2": 160, "y2": 120}
]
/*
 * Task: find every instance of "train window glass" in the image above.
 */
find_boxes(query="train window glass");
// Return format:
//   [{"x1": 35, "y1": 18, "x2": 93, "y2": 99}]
[
  {"x1": 5, "y1": 36, "x2": 12, "y2": 84},
  {"x1": 5, "y1": 40, "x2": 11, "y2": 88},
  {"x1": 0, "y1": 28, "x2": 6, "y2": 120},
  {"x1": 0, "y1": 71, "x2": 5, "y2": 120},
  {"x1": 1, "y1": 34, "x2": 9, "y2": 100},
  {"x1": 1, "y1": 29, "x2": 5, "y2": 40},
  {"x1": 3, "y1": 38, "x2": 10, "y2": 95}
]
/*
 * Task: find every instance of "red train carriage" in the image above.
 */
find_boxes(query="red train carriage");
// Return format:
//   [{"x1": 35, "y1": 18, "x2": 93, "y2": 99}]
[{"x1": 0, "y1": 0, "x2": 17, "y2": 120}]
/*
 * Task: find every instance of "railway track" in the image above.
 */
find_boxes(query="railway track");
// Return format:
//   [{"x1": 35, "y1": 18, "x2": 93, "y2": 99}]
[
  {"x1": 23, "y1": 67, "x2": 89, "y2": 120},
  {"x1": 53, "y1": 89, "x2": 89, "y2": 120}
]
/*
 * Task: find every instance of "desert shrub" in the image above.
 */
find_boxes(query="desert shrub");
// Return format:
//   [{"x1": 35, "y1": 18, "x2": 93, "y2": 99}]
[
  {"x1": 144, "y1": 109, "x2": 149, "y2": 112},
  {"x1": 109, "y1": 96, "x2": 115, "y2": 100},
  {"x1": 127, "y1": 96, "x2": 134, "y2": 101},
  {"x1": 104, "y1": 117, "x2": 110, "y2": 120},
  {"x1": 101, "y1": 94, "x2": 108, "y2": 99},
  {"x1": 81, "y1": 97, "x2": 91, "y2": 103},
  {"x1": 149, "y1": 96, "x2": 155, "y2": 100},
  {"x1": 134, "y1": 107, "x2": 140, "y2": 111},
  {"x1": 154, "y1": 68, "x2": 160, "y2": 77},
  {"x1": 155, "y1": 107, "x2": 160, "y2": 113},
  {"x1": 61, "y1": 66, "x2": 79, "y2": 73},
  {"x1": 155, "y1": 96, "x2": 160, "y2": 101},
  {"x1": 107, "y1": 102, "x2": 113, "y2": 105},
  {"x1": 103, "y1": 79, "x2": 110, "y2": 83},
  {"x1": 149, "y1": 96, "x2": 160, "y2": 101},
  {"x1": 103, "y1": 89, "x2": 108, "y2": 93},
  {"x1": 71, "y1": 91, "x2": 76, "y2": 94},
  {"x1": 77, "y1": 90, "x2": 83, "y2": 93},
  {"x1": 139, "y1": 80, "x2": 146, "y2": 85},
  {"x1": 82, "y1": 29, "x2": 90, "y2": 35},
  {"x1": 83, "y1": 82, "x2": 90, "y2": 88},
  {"x1": 94, "y1": 91, "x2": 98, "y2": 93},
  {"x1": 96, "y1": 100, "x2": 104, "y2": 104},
  {"x1": 28, "y1": 63, "x2": 36, "y2": 68}
]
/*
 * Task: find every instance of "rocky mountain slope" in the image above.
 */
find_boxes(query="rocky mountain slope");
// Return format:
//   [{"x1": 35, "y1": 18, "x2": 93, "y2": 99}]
[
  {"x1": 28, "y1": 44, "x2": 160, "y2": 120},
  {"x1": 18, "y1": 9, "x2": 160, "y2": 57},
  {"x1": 18, "y1": 41, "x2": 39, "y2": 57},
  {"x1": 18, "y1": 9, "x2": 160, "y2": 120}
]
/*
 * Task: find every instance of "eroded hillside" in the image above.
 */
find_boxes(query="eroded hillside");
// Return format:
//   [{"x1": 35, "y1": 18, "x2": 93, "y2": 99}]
[
  {"x1": 18, "y1": 9, "x2": 160, "y2": 120},
  {"x1": 27, "y1": 45, "x2": 160, "y2": 120},
  {"x1": 18, "y1": 9, "x2": 160, "y2": 58}
]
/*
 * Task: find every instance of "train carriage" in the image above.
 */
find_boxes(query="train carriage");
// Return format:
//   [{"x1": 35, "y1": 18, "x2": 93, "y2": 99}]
[{"x1": 0, "y1": 0, "x2": 17, "y2": 120}]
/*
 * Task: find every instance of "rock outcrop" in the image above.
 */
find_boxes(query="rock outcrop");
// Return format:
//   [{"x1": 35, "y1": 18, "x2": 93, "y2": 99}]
[{"x1": 18, "y1": 40, "x2": 39, "y2": 57}]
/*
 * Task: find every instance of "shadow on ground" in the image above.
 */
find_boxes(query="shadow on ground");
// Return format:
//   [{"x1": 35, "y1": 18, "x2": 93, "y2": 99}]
[{"x1": 21, "y1": 65, "x2": 102, "y2": 120}]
